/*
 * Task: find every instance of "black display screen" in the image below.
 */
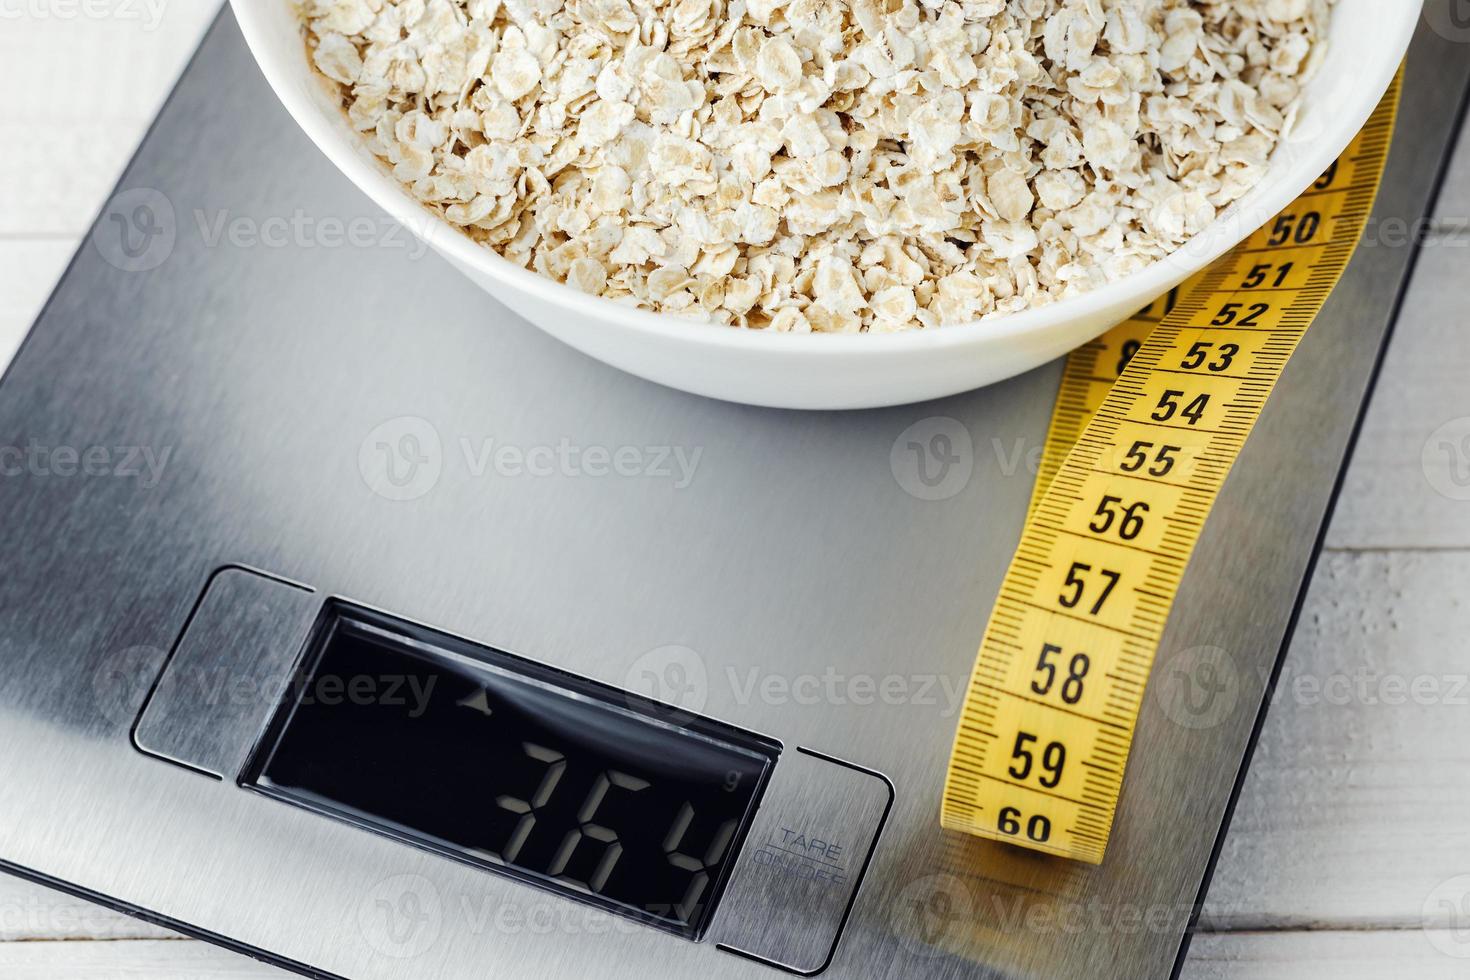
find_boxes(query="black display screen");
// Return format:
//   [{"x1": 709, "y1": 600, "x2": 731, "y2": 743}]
[{"x1": 248, "y1": 606, "x2": 776, "y2": 938}]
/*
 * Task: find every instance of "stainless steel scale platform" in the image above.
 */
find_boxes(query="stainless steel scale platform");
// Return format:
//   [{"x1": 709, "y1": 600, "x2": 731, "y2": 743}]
[{"x1": 0, "y1": 8, "x2": 1466, "y2": 980}]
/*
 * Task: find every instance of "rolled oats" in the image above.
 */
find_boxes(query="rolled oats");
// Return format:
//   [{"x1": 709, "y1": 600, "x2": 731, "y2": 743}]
[{"x1": 304, "y1": 0, "x2": 1333, "y2": 332}]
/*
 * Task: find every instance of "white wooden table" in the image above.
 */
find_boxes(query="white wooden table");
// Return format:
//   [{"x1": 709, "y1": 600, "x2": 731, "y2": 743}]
[{"x1": 4, "y1": 7, "x2": 1470, "y2": 978}]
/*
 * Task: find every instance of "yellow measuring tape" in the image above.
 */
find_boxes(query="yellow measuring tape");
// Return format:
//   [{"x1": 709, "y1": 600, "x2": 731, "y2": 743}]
[{"x1": 942, "y1": 73, "x2": 1402, "y2": 864}]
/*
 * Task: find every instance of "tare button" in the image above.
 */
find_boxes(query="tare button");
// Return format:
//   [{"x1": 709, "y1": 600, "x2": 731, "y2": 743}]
[{"x1": 711, "y1": 749, "x2": 892, "y2": 974}]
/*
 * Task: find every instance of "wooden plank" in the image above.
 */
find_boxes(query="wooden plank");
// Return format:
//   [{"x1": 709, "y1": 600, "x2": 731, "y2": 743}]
[
  {"x1": 1324, "y1": 115, "x2": 1470, "y2": 550},
  {"x1": 0, "y1": 924, "x2": 1464, "y2": 979},
  {"x1": 0, "y1": 939, "x2": 284, "y2": 978},
  {"x1": 1426, "y1": 107, "x2": 1470, "y2": 233},
  {"x1": 0, "y1": 122, "x2": 153, "y2": 236},
  {"x1": 1324, "y1": 232, "x2": 1470, "y2": 549},
  {"x1": 0, "y1": 9, "x2": 214, "y2": 123},
  {"x1": 0, "y1": 240, "x2": 75, "y2": 365},
  {"x1": 1203, "y1": 550, "x2": 1470, "y2": 926},
  {"x1": 1182, "y1": 930, "x2": 1470, "y2": 979},
  {"x1": 0, "y1": 4, "x2": 219, "y2": 236},
  {"x1": 0, "y1": 928, "x2": 1459, "y2": 979},
  {"x1": 0, "y1": 876, "x2": 173, "y2": 942}
]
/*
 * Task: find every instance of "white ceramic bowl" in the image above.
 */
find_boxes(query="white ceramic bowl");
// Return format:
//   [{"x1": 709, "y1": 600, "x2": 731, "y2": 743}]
[{"x1": 231, "y1": 0, "x2": 1416, "y2": 409}]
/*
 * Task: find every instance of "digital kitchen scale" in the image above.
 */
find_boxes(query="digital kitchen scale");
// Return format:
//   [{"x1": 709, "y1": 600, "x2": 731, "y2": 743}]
[{"x1": 1, "y1": 9, "x2": 1466, "y2": 980}]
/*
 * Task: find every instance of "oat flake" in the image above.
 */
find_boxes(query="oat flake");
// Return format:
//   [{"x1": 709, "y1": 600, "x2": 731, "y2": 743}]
[{"x1": 305, "y1": 0, "x2": 1333, "y2": 332}]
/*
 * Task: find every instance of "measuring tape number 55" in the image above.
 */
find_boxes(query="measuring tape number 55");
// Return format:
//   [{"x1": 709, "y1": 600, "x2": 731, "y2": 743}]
[{"x1": 941, "y1": 73, "x2": 1402, "y2": 864}]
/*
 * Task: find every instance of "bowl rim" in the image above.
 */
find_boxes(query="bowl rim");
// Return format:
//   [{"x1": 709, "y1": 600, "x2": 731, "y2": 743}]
[{"x1": 230, "y1": 0, "x2": 1417, "y2": 355}]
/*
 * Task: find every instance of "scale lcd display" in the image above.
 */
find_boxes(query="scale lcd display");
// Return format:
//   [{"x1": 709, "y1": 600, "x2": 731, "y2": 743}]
[{"x1": 248, "y1": 606, "x2": 777, "y2": 939}]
